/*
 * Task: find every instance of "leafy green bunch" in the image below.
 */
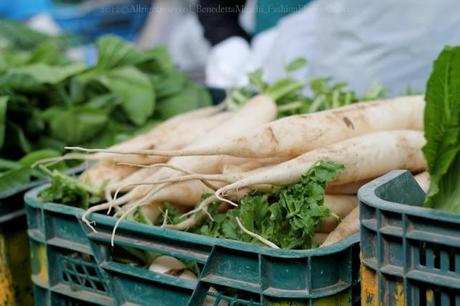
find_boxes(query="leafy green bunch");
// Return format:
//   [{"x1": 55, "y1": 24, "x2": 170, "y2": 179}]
[
  {"x1": 0, "y1": 34, "x2": 211, "y2": 192},
  {"x1": 226, "y1": 58, "x2": 385, "y2": 117},
  {"x1": 193, "y1": 161, "x2": 344, "y2": 250},
  {"x1": 39, "y1": 165, "x2": 102, "y2": 209}
]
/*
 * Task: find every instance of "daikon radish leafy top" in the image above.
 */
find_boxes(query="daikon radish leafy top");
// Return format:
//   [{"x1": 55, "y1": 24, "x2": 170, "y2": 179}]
[{"x1": 226, "y1": 57, "x2": 385, "y2": 117}]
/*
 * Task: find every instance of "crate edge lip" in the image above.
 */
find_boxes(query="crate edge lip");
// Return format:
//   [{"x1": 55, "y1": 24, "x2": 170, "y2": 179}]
[
  {"x1": 358, "y1": 170, "x2": 460, "y2": 225},
  {"x1": 25, "y1": 185, "x2": 359, "y2": 258}
]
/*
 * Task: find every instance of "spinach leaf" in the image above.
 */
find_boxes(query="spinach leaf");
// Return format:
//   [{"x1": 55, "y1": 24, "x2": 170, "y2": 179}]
[
  {"x1": 0, "y1": 158, "x2": 20, "y2": 171},
  {"x1": 19, "y1": 149, "x2": 61, "y2": 167},
  {"x1": 155, "y1": 81, "x2": 212, "y2": 120},
  {"x1": 0, "y1": 33, "x2": 211, "y2": 190},
  {"x1": 84, "y1": 121, "x2": 135, "y2": 149},
  {"x1": 94, "y1": 35, "x2": 149, "y2": 70},
  {"x1": 26, "y1": 41, "x2": 69, "y2": 65},
  {"x1": 0, "y1": 167, "x2": 32, "y2": 194},
  {"x1": 424, "y1": 46, "x2": 460, "y2": 212},
  {"x1": 10, "y1": 63, "x2": 84, "y2": 85},
  {"x1": 0, "y1": 151, "x2": 66, "y2": 193},
  {"x1": 8, "y1": 122, "x2": 33, "y2": 154},
  {"x1": 85, "y1": 94, "x2": 122, "y2": 110},
  {"x1": 43, "y1": 106, "x2": 109, "y2": 145},
  {"x1": 98, "y1": 67, "x2": 155, "y2": 126},
  {"x1": 153, "y1": 71, "x2": 187, "y2": 99},
  {"x1": 139, "y1": 47, "x2": 175, "y2": 75}
]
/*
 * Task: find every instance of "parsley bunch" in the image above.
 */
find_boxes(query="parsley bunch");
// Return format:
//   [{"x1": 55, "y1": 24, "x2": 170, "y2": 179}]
[{"x1": 194, "y1": 161, "x2": 344, "y2": 249}]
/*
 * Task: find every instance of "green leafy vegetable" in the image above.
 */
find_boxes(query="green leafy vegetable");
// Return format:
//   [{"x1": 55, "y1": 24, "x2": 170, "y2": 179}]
[
  {"x1": 193, "y1": 161, "x2": 344, "y2": 249},
  {"x1": 43, "y1": 107, "x2": 109, "y2": 145},
  {"x1": 9, "y1": 63, "x2": 84, "y2": 85},
  {"x1": 153, "y1": 71, "x2": 187, "y2": 99},
  {"x1": 98, "y1": 66, "x2": 155, "y2": 126},
  {"x1": 423, "y1": 46, "x2": 460, "y2": 212},
  {"x1": 227, "y1": 58, "x2": 385, "y2": 117},
  {"x1": 285, "y1": 57, "x2": 308, "y2": 72},
  {"x1": 155, "y1": 81, "x2": 212, "y2": 120},
  {"x1": 0, "y1": 150, "x2": 64, "y2": 194},
  {"x1": 0, "y1": 33, "x2": 211, "y2": 189},
  {"x1": 93, "y1": 35, "x2": 150, "y2": 71},
  {"x1": 18, "y1": 149, "x2": 61, "y2": 167},
  {"x1": 0, "y1": 158, "x2": 20, "y2": 171},
  {"x1": 39, "y1": 166, "x2": 102, "y2": 209},
  {"x1": 0, "y1": 167, "x2": 32, "y2": 194}
]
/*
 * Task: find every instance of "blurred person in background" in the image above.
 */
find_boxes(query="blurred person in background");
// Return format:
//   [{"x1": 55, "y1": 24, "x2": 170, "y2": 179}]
[
  {"x1": 138, "y1": 0, "x2": 310, "y2": 74},
  {"x1": 196, "y1": 0, "x2": 311, "y2": 85},
  {"x1": 202, "y1": 0, "x2": 460, "y2": 96},
  {"x1": 138, "y1": 0, "x2": 460, "y2": 95}
]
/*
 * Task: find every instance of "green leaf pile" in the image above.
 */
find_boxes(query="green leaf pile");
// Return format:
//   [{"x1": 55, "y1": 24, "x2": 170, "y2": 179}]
[
  {"x1": 193, "y1": 161, "x2": 344, "y2": 249},
  {"x1": 423, "y1": 46, "x2": 460, "y2": 212},
  {"x1": 0, "y1": 30, "x2": 211, "y2": 189}
]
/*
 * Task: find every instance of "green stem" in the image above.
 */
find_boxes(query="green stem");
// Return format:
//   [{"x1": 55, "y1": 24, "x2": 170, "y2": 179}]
[
  {"x1": 268, "y1": 81, "x2": 307, "y2": 101},
  {"x1": 286, "y1": 210, "x2": 301, "y2": 219},
  {"x1": 278, "y1": 101, "x2": 304, "y2": 113},
  {"x1": 332, "y1": 91, "x2": 341, "y2": 108},
  {"x1": 308, "y1": 95, "x2": 325, "y2": 113},
  {"x1": 39, "y1": 164, "x2": 100, "y2": 195}
]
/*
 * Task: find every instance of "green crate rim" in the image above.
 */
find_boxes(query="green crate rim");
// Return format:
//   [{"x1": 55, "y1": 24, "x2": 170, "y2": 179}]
[
  {"x1": 358, "y1": 170, "x2": 460, "y2": 306},
  {"x1": 358, "y1": 170, "x2": 460, "y2": 225},
  {"x1": 26, "y1": 184, "x2": 359, "y2": 257}
]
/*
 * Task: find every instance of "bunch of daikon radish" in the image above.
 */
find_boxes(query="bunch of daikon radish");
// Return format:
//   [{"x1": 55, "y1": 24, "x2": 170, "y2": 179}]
[{"x1": 57, "y1": 94, "x2": 429, "y2": 248}]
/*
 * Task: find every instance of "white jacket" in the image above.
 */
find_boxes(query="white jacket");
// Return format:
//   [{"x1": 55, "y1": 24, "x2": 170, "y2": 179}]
[{"x1": 207, "y1": 0, "x2": 460, "y2": 95}]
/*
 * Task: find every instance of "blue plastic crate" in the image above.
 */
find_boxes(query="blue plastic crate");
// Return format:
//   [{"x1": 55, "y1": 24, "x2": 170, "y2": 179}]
[
  {"x1": 0, "y1": 0, "x2": 151, "y2": 41},
  {"x1": 51, "y1": 0, "x2": 152, "y2": 42}
]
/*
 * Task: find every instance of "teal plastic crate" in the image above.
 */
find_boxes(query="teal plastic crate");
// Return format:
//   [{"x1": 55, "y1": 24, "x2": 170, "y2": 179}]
[
  {"x1": 25, "y1": 185, "x2": 361, "y2": 306},
  {"x1": 359, "y1": 170, "x2": 460, "y2": 306}
]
